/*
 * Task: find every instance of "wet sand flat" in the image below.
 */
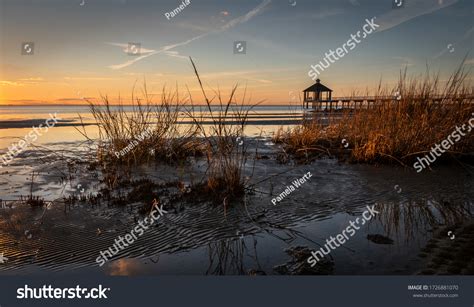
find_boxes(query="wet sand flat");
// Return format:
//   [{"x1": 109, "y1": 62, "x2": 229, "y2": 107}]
[{"x1": 0, "y1": 139, "x2": 472, "y2": 275}]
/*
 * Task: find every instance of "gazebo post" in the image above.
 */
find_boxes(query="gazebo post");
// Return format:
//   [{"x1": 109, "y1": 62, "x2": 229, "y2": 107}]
[{"x1": 315, "y1": 90, "x2": 320, "y2": 110}]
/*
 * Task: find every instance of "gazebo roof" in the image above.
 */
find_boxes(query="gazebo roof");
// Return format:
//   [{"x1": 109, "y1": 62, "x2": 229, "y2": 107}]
[{"x1": 303, "y1": 79, "x2": 332, "y2": 92}]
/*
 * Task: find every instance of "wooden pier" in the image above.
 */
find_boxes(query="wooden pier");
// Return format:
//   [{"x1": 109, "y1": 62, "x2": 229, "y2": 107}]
[{"x1": 303, "y1": 79, "x2": 473, "y2": 112}]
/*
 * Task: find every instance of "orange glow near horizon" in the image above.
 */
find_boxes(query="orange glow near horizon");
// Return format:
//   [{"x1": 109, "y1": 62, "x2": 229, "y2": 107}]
[{"x1": 0, "y1": 72, "x2": 406, "y2": 106}]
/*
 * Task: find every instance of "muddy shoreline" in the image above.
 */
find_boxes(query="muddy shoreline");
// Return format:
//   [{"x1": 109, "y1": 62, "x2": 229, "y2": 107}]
[{"x1": 0, "y1": 139, "x2": 473, "y2": 275}]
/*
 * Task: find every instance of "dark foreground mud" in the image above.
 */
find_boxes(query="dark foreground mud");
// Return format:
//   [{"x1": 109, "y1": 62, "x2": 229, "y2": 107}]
[{"x1": 0, "y1": 140, "x2": 473, "y2": 275}]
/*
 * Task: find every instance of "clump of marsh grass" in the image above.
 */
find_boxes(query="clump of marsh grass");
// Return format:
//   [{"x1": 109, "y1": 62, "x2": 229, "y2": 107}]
[
  {"x1": 85, "y1": 82, "x2": 202, "y2": 168},
  {"x1": 187, "y1": 57, "x2": 259, "y2": 203},
  {"x1": 81, "y1": 58, "x2": 257, "y2": 205},
  {"x1": 276, "y1": 64, "x2": 474, "y2": 165},
  {"x1": 273, "y1": 121, "x2": 333, "y2": 162},
  {"x1": 22, "y1": 171, "x2": 47, "y2": 207}
]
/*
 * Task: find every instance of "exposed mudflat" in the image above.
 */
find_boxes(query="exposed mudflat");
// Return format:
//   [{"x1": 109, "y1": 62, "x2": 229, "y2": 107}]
[{"x1": 0, "y1": 139, "x2": 473, "y2": 275}]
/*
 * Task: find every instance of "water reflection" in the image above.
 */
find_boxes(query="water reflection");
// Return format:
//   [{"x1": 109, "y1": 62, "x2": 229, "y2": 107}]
[
  {"x1": 375, "y1": 200, "x2": 472, "y2": 241},
  {"x1": 0, "y1": 190, "x2": 472, "y2": 275},
  {"x1": 204, "y1": 199, "x2": 473, "y2": 275},
  {"x1": 107, "y1": 258, "x2": 144, "y2": 276},
  {"x1": 206, "y1": 237, "x2": 257, "y2": 275}
]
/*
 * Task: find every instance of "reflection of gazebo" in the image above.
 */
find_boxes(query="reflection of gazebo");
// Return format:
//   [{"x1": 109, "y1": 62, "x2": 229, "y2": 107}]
[{"x1": 303, "y1": 79, "x2": 332, "y2": 109}]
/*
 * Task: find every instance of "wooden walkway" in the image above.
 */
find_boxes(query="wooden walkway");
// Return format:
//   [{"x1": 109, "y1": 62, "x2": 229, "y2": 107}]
[{"x1": 305, "y1": 95, "x2": 474, "y2": 111}]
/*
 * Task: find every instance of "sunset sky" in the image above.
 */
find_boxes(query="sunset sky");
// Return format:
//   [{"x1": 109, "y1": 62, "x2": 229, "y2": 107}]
[{"x1": 0, "y1": 0, "x2": 472, "y2": 105}]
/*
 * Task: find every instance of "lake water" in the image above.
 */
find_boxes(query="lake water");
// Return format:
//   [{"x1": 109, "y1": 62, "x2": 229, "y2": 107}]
[{"x1": 0, "y1": 105, "x2": 306, "y2": 150}]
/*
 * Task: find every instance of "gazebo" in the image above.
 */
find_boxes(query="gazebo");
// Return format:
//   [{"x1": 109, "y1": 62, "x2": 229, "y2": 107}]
[{"x1": 303, "y1": 79, "x2": 332, "y2": 109}]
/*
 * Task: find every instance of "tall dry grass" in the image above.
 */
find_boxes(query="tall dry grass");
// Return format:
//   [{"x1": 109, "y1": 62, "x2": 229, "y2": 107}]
[
  {"x1": 187, "y1": 58, "x2": 258, "y2": 202},
  {"x1": 275, "y1": 65, "x2": 474, "y2": 165},
  {"x1": 83, "y1": 58, "x2": 257, "y2": 203},
  {"x1": 86, "y1": 83, "x2": 202, "y2": 167}
]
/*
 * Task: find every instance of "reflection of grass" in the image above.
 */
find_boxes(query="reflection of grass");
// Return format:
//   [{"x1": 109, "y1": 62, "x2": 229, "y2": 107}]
[
  {"x1": 375, "y1": 200, "x2": 471, "y2": 240},
  {"x1": 274, "y1": 65, "x2": 474, "y2": 164},
  {"x1": 206, "y1": 239, "x2": 247, "y2": 275}
]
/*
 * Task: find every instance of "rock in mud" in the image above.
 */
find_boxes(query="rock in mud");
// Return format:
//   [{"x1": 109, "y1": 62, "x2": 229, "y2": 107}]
[{"x1": 367, "y1": 234, "x2": 394, "y2": 245}]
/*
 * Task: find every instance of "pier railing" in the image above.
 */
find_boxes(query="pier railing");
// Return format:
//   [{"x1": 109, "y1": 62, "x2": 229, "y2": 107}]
[{"x1": 304, "y1": 95, "x2": 474, "y2": 111}]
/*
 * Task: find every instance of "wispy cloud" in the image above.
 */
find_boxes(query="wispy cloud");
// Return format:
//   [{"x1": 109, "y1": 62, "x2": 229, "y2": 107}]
[
  {"x1": 375, "y1": 0, "x2": 458, "y2": 33},
  {"x1": 219, "y1": 0, "x2": 271, "y2": 31},
  {"x1": 432, "y1": 25, "x2": 474, "y2": 59},
  {"x1": 19, "y1": 77, "x2": 44, "y2": 81},
  {"x1": 64, "y1": 76, "x2": 118, "y2": 81},
  {"x1": 200, "y1": 67, "x2": 291, "y2": 80},
  {"x1": 107, "y1": 33, "x2": 208, "y2": 70},
  {"x1": 0, "y1": 78, "x2": 44, "y2": 86},
  {"x1": 270, "y1": 6, "x2": 344, "y2": 22},
  {"x1": 108, "y1": 0, "x2": 272, "y2": 70},
  {"x1": 309, "y1": 9, "x2": 344, "y2": 19},
  {"x1": 392, "y1": 56, "x2": 416, "y2": 67},
  {"x1": 105, "y1": 42, "x2": 156, "y2": 55},
  {"x1": 0, "y1": 80, "x2": 24, "y2": 86},
  {"x1": 201, "y1": 70, "x2": 273, "y2": 84},
  {"x1": 0, "y1": 99, "x2": 44, "y2": 104},
  {"x1": 56, "y1": 97, "x2": 95, "y2": 102},
  {"x1": 464, "y1": 58, "x2": 474, "y2": 65}
]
